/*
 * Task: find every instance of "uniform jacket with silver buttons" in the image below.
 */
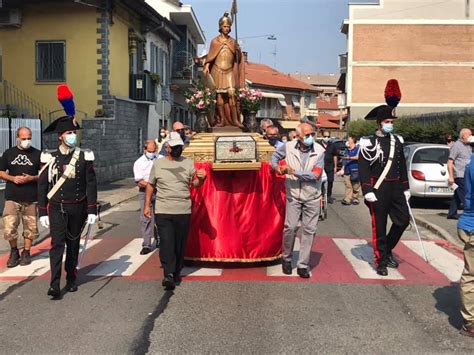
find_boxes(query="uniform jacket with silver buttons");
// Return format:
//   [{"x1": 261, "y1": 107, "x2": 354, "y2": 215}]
[
  {"x1": 38, "y1": 148, "x2": 97, "y2": 217},
  {"x1": 358, "y1": 133, "x2": 409, "y2": 195}
]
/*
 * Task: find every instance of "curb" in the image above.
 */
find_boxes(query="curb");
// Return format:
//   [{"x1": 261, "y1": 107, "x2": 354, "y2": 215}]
[{"x1": 413, "y1": 214, "x2": 462, "y2": 248}]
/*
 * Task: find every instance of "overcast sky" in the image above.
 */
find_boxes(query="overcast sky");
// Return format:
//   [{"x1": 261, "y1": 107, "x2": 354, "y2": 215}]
[{"x1": 185, "y1": 0, "x2": 373, "y2": 75}]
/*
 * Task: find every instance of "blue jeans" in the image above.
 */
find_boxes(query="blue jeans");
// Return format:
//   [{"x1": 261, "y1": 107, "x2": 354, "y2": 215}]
[{"x1": 448, "y1": 177, "x2": 465, "y2": 218}]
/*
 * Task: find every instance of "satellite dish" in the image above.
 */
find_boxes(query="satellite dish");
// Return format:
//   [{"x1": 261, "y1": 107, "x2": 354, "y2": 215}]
[{"x1": 156, "y1": 100, "x2": 171, "y2": 116}]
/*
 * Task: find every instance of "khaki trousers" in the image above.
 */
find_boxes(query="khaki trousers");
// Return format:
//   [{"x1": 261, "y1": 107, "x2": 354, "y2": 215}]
[
  {"x1": 343, "y1": 175, "x2": 361, "y2": 204},
  {"x1": 458, "y1": 228, "x2": 474, "y2": 325},
  {"x1": 2, "y1": 200, "x2": 38, "y2": 241}
]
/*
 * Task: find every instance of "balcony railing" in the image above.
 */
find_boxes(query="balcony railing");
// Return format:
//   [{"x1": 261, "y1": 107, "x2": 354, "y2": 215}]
[
  {"x1": 172, "y1": 52, "x2": 196, "y2": 85},
  {"x1": 129, "y1": 73, "x2": 157, "y2": 102},
  {"x1": 339, "y1": 53, "x2": 348, "y2": 74}
]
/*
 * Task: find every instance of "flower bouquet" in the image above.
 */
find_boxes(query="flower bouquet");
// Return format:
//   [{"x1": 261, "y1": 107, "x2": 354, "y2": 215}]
[
  {"x1": 185, "y1": 83, "x2": 216, "y2": 113},
  {"x1": 239, "y1": 87, "x2": 263, "y2": 113}
]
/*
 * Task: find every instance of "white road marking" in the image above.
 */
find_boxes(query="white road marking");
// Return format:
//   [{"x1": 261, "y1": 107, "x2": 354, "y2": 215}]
[
  {"x1": 333, "y1": 238, "x2": 405, "y2": 280},
  {"x1": 87, "y1": 238, "x2": 153, "y2": 277},
  {"x1": 402, "y1": 240, "x2": 463, "y2": 282},
  {"x1": 181, "y1": 267, "x2": 223, "y2": 276}
]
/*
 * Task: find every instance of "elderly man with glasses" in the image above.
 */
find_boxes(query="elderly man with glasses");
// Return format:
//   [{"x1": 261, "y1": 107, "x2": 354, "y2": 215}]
[{"x1": 271, "y1": 123, "x2": 325, "y2": 278}]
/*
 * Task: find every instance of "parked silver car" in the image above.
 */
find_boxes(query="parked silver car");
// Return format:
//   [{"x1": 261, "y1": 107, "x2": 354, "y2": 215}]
[{"x1": 404, "y1": 143, "x2": 454, "y2": 199}]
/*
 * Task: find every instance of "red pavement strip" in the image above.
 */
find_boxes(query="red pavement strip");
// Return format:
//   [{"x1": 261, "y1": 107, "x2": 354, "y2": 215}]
[{"x1": 0, "y1": 235, "x2": 463, "y2": 286}]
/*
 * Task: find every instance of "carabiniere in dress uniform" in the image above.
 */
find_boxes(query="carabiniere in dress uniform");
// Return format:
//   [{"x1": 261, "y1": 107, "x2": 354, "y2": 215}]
[{"x1": 38, "y1": 86, "x2": 98, "y2": 299}]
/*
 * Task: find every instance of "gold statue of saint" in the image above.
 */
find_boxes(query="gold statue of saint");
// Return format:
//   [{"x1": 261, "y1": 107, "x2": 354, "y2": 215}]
[{"x1": 203, "y1": 12, "x2": 245, "y2": 128}]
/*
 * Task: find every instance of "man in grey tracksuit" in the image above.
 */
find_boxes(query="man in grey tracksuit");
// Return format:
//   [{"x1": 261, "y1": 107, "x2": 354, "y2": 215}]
[{"x1": 271, "y1": 123, "x2": 325, "y2": 278}]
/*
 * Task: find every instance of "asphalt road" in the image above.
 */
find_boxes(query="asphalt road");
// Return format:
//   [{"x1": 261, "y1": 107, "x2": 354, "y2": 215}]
[{"x1": 0, "y1": 183, "x2": 473, "y2": 354}]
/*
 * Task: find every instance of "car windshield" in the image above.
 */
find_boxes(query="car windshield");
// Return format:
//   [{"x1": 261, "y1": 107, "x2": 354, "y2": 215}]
[{"x1": 412, "y1": 148, "x2": 449, "y2": 165}]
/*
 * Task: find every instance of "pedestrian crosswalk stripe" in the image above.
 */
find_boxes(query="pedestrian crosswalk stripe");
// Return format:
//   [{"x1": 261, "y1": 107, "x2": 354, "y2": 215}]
[
  {"x1": 333, "y1": 238, "x2": 405, "y2": 280},
  {"x1": 0, "y1": 239, "x2": 102, "y2": 278},
  {"x1": 267, "y1": 238, "x2": 300, "y2": 277},
  {"x1": 402, "y1": 241, "x2": 463, "y2": 282},
  {"x1": 87, "y1": 238, "x2": 154, "y2": 277},
  {"x1": 181, "y1": 267, "x2": 223, "y2": 276}
]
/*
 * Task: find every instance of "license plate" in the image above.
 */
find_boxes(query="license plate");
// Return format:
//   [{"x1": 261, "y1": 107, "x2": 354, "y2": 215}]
[{"x1": 429, "y1": 187, "x2": 453, "y2": 193}]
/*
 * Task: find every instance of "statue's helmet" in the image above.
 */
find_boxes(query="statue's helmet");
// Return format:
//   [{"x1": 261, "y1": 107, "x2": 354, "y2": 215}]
[{"x1": 219, "y1": 12, "x2": 232, "y2": 32}]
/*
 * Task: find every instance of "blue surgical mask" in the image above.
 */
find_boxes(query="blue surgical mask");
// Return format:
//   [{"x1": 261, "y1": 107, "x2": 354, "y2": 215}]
[
  {"x1": 65, "y1": 133, "x2": 77, "y2": 147},
  {"x1": 303, "y1": 136, "x2": 314, "y2": 146},
  {"x1": 145, "y1": 152, "x2": 156, "y2": 160},
  {"x1": 382, "y1": 123, "x2": 394, "y2": 134}
]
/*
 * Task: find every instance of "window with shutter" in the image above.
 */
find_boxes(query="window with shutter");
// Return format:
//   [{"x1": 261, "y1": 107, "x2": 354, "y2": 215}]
[{"x1": 36, "y1": 41, "x2": 66, "y2": 82}]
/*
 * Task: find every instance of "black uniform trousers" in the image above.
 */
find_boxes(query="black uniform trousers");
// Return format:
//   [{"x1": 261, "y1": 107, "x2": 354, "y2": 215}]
[
  {"x1": 49, "y1": 202, "x2": 87, "y2": 289},
  {"x1": 156, "y1": 213, "x2": 191, "y2": 277},
  {"x1": 365, "y1": 180, "x2": 410, "y2": 266}
]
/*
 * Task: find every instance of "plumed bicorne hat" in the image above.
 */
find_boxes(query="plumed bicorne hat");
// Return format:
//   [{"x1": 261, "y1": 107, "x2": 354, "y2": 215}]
[
  {"x1": 43, "y1": 85, "x2": 81, "y2": 134},
  {"x1": 365, "y1": 79, "x2": 401, "y2": 121}
]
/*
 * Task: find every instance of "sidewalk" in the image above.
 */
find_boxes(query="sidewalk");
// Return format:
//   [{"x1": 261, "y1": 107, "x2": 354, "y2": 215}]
[
  {"x1": 0, "y1": 178, "x2": 138, "y2": 254},
  {"x1": 411, "y1": 210, "x2": 461, "y2": 248}
]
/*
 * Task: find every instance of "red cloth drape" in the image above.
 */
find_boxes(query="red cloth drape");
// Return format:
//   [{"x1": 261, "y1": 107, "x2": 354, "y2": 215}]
[{"x1": 185, "y1": 162, "x2": 286, "y2": 261}]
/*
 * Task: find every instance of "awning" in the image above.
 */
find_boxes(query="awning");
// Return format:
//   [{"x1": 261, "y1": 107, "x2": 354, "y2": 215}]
[
  {"x1": 261, "y1": 92, "x2": 287, "y2": 107},
  {"x1": 261, "y1": 92, "x2": 285, "y2": 99},
  {"x1": 278, "y1": 120, "x2": 300, "y2": 129}
]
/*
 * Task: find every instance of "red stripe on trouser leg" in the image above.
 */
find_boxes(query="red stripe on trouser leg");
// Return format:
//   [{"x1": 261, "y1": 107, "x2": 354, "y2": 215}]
[{"x1": 369, "y1": 203, "x2": 381, "y2": 266}]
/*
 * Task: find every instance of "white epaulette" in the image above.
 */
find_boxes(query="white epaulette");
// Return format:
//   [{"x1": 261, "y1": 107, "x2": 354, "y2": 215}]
[
  {"x1": 359, "y1": 136, "x2": 373, "y2": 149},
  {"x1": 40, "y1": 150, "x2": 55, "y2": 164},
  {"x1": 82, "y1": 149, "x2": 95, "y2": 161},
  {"x1": 394, "y1": 134, "x2": 404, "y2": 144}
]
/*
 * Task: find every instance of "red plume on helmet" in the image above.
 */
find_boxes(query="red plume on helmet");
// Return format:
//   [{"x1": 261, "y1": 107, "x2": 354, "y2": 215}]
[{"x1": 384, "y1": 79, "x2": 401, "y2": 107}]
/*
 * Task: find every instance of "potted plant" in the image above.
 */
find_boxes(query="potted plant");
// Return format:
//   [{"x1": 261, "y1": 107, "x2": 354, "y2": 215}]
[
  {"x1": 185, "y1": 82, "x2": 216, "y2": 133},
  {"x1": 239, "y1": 87, "x2": 263, "y2": 132}
]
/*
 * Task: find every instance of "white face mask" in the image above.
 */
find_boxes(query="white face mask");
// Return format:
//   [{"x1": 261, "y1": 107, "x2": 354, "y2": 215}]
[
  {"x1": 19, "y1": 139, "x2": 31, "y2": 150},
  {"x1": 468, "y1": 135, "x2": 474, "y2": 144}
]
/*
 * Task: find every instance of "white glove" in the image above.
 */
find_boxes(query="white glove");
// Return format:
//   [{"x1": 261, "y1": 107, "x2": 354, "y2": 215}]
[
  {"x1": 39, "y1": 216, "x2": 50, "y2": 229},
  {"x1": 87, "y1": 214, "x2": 97, "y2": 225},
  {"x1": 364, "y1": 192, "x2": 378, "y2": 203},
  {"x1": 404, "y1": 190, "x2": 411, "y2": 201}
]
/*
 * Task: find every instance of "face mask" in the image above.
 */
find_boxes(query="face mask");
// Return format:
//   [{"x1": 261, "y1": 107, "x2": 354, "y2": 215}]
[
  {"x1": 281, "y1": 138, "x2": 288, "y2": 143},
  {"x1": 160, "y1": 132, "x2": 166, "y2": 138},
  {"x1": 19, "y1": 140, "x2": 31, "y2": 150},
  {"x1": 170, "y1": 145, "x2": 183, "y2": 158},
  {"x1": 268, "y1": 137, "x2": 279, "y2": 147},
  {"x1": 145, "y1": 152, "x2": 156, "y2": 160},
  {"x1": 302, "y1": 136, "x2": 314, "y2": 147},
  {"x1": 345, "y1": 142, "x2": 350, "y2": 148},
  {"x1": 467, "y1": 135, "x2": 474, "y2": 144},
  {"x1": 323, "y1": 137, "x2": 330, "y2": 143},
  {"x1": 64, "y1": 133, "x2": 77, "y2": 147},
  {"x1": 382, "y1": 123, "x2": 394, "y2": 134}
]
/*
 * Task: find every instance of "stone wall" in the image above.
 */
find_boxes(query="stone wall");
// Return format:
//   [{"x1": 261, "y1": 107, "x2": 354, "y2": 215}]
[{"x1": 81, "y1": 97, "x2": 149, "y2": 183}]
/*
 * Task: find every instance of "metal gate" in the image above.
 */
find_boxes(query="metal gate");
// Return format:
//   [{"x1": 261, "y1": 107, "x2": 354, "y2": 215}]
[{"x1": 0, "y1": 117, "x2": 42, "y2": 156}]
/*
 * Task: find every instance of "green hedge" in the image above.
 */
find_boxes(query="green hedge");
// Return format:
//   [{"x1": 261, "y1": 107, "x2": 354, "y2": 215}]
[{"x1": 348, "y1": 115, "x2": 474, "y2": 143}]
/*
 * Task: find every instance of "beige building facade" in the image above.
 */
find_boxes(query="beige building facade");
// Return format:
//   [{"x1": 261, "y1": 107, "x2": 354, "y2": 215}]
[{"x1": 340, "y1": 0, "x2": 474, "y2": 120}]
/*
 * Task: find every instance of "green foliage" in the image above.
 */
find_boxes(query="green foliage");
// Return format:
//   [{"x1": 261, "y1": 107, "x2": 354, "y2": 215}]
[
  {"x1": 347, "y1": 120, "x2": 377, "y2": 139},
  {"x1": 348, "y1": 114, "x2": 473, "y2": 143}
]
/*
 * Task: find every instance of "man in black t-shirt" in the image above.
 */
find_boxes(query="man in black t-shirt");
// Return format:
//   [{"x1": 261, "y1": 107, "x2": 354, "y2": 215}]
[
  {"x1": 317, "y1": 130, "x2": 338, "y2": 203},
  {"x1": 0, "y1": 127, "x2": 41, "y2": 268}
]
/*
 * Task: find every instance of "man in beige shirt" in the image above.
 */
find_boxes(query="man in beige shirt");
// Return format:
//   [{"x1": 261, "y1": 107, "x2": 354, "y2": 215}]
[{"x1": 144, "y1": 132, "x2": 206, "y2": 290}]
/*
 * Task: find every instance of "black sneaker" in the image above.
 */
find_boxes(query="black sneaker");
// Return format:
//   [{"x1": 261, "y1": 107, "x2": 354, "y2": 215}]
[
  {"x1": 376, "y1": 264, "x2": 388, "y2": 276},
  {"x1": 297, "y1": 268, "x2": 311, "y2": 278},
  {"x1": 282, "y1": 260, "x2": 292, "y2": 275},
  {"x1": 20, "y1": 249, "x2": 31, "y2": 266},
  {"x1": 65, "y1": 281, "x2": 78, "y2": 292},
  {"x1": 174, "y1": 273, "x2": 182, "y2": 286},
  {"x1": 7, "y1": 248, "x2": 20, "y2": 268},
  {"x1": 162, "y1": 274, "x2": 175, "y2": 290},
  {"x1": 387, "y1": 254, "x2": 399, "y2": 268},
  {"x1": 47, "y1": 287, "x2": 61, "y2": 299},
  {"x1": 140, "y1": 246, "x2": 152, "y2": 255},
  {"x1": 460, "y1": 324, "x2": 474, "y2": 337}
]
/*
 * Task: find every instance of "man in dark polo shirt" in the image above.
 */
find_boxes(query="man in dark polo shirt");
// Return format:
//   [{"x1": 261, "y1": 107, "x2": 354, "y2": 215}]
[{"x1": 0, "y1": 127, "x2": 41, "y2": 267}]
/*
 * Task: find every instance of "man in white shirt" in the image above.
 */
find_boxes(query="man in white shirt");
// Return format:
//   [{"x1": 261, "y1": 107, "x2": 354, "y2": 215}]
[{"x1": 133, "y1": 140, "x2": 158, "y2": 254}]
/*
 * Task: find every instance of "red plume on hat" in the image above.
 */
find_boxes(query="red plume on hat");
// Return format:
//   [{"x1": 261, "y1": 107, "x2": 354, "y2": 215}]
[{"x1": 384, "y1": 79, "x2": 401, "y2": 107}]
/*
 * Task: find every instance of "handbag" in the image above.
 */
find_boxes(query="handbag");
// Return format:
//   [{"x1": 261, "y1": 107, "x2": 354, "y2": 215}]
[{"x1": 350, "y1": 168, "x2": 359, "y2": 182}]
